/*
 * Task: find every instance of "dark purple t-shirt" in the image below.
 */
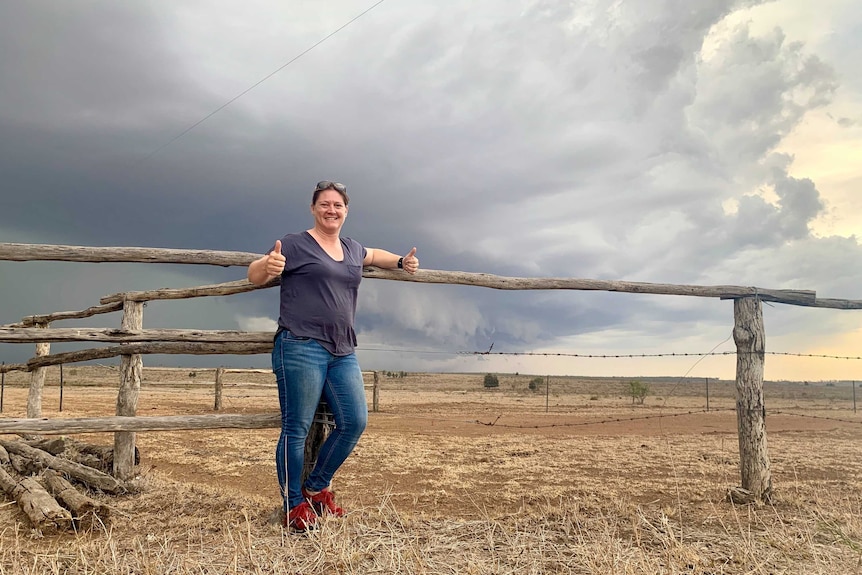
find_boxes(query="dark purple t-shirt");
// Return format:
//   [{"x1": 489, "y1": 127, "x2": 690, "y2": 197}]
[{"x1": 273, "y1": 232, "x2": 367, "y2": 356}]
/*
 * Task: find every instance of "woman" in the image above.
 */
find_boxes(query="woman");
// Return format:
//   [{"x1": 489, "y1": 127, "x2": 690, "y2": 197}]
[{"x1": 247, "y1": 180, "x2": 419, "y2": 531}]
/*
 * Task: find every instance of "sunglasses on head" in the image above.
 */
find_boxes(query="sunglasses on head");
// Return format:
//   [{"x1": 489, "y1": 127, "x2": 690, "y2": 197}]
[{"x1": 315, "y1": 181, "x2": 347, "y2": 193}]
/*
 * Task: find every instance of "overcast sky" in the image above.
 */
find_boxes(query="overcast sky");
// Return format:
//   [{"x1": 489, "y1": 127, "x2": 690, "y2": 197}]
[{"x1": 1, "y1": 0, "x2": 860, "y2": 381}]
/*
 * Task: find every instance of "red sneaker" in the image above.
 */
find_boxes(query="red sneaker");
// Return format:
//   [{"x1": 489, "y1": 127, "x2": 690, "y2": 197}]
[
  {"x1": 284, "y1": 501, "x2": 317, "y2": 532},
  {"x1": 302, "y1": 487, "x2": 345, "y2": 517}
]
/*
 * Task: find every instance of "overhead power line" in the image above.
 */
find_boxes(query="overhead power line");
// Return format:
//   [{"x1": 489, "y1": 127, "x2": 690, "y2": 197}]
[{"x1": 139, "y1": 0, "x2": 390, "y2": 164}]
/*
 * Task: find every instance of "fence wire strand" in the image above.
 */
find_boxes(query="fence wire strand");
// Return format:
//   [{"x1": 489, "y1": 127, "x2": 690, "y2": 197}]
[
  {"x1": 356, "y1": 346, "x2": 862, "y2": 360},
  {"x1": 473, "y1": 408, "x2": 732, "y2": 429},
  {"x1": 453, "y1": 350, "x2": 862, "y2": 360}
]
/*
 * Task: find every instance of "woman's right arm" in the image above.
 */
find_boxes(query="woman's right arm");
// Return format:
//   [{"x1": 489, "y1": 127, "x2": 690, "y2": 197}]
[{"x1": 247, "y1": 239, "x2": 285, "y2": 285}]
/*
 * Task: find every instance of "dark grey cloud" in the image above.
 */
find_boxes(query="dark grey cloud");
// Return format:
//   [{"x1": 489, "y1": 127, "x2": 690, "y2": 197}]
[{"x1": 2, "y1": 0, "x2": 860, "y2": 378}]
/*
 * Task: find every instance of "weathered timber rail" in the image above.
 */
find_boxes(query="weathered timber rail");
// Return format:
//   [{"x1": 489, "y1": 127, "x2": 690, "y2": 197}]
[
  {"x1": 2, "y1": 343, "x2": 271, "y2": 373},
  {"x1": 0, "y1": 414, "x2": 282, "y2": 434},
  {"x1": 5, "y1": 242, "x2": 859, "y2": 308},
  {"x1": 0, "y1": 328, "x2": 273, "y2": 344},
  {"x1": 0, "y1": 243, "x2": 259, "y2": 267}
]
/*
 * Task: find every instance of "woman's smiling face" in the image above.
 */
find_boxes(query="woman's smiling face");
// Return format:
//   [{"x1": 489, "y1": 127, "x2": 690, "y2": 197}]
[{"x1": 311, "y1": 189, "x2": 348, "y2": 233}]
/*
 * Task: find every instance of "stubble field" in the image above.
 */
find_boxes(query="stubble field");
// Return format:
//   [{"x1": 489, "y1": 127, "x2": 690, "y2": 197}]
[{"x1": 1, "y1": 366, "x2": 861, "y2": 574}]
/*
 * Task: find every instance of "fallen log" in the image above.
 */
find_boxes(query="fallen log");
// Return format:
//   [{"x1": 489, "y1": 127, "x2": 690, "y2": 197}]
[
  {"x1": 43, "y1": 470, "x2": 111, "y2": 529},
  {"x1": 0, "y1": 440, "x2": 127, "y2": 494},
  {"x1": 68, "y1": 442, "x2": 139, "y2": 474},
  {"x1": 68, "y1": 451, "x2": 103, "y2": 473},
  {"x1": 9, "y1": 452, "x2": 43, "y2": 476},
  {"x1": 23, "y1": 437, "x2": 67, "y2": 455},
  {"x1": 75, "y1": 443, "x2": 141, "y2": 473},
  {"x1": 0, "y1": 467, "x2": 72, "y2": 534},
  {"x1": 0, "y1": 444, "x2": 8, "y2": 465}
]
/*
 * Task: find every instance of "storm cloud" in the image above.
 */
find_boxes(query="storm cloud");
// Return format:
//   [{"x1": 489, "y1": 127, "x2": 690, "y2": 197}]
[{"x1": 1, "y1": 0, "x2": 860, "y2": 380}]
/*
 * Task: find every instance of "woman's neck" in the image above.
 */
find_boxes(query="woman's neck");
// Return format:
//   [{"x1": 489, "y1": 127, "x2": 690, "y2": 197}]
[{"x1": 308, "y1": 227, "x2": 340, "y2": 245}]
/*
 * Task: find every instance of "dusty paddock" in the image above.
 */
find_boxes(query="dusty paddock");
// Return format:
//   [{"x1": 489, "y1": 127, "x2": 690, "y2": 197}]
[{"x1": 1, "y1": 367, "x2": 862, "y2": 573}]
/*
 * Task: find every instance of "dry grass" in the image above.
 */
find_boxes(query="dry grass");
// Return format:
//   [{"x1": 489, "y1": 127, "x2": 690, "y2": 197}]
[
  {"x1": 1, "y1": 367, "x2": 862, "y2": 573},
  {"x1": 1, "y1": 480, "x2": 861, "y2": 574}
]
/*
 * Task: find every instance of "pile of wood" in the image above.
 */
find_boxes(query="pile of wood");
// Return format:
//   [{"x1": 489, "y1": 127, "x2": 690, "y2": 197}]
[{"x1": 0, "y1": 437, "x2": 135, "y2": 534}]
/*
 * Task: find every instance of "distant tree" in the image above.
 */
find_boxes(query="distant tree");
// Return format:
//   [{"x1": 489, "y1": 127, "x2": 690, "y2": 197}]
[
  {"x1": 628, "y1": 380, "x2": 649, "y2": 405},
  {"x1": 483, "y1": 373, "x2": 500, "y2": 388},
  {"x1": 528, "y1": 376, "x2": 544, "y2": 391}
]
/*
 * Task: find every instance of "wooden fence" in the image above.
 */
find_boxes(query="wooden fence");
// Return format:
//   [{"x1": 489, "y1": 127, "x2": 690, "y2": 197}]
[{"x1": 1, "y1": 242, "x2": 861, "y2": 501}]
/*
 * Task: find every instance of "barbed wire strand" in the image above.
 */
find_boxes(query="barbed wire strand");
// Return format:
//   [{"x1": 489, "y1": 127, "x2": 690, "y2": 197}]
[
  {"x1": 392, "y1": 406, "x2": 861, "y2": 431},
  {"x1": 450, "y1": 350, "x2": 862, "y2": 360},
  {"x1": 474, "y1": 408, "x2": 739, "y2": 429},
  {"x1": 770, "y1": 410, "x2": 862, "y2": 426},
  {"x1": 357, "y1": 346, "x2": 862, "y2": 360}
]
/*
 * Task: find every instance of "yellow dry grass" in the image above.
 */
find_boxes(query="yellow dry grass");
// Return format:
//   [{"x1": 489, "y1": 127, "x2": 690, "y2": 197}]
[{"x1": 1, "y1": 366, "x2": 861, "y2": 573}]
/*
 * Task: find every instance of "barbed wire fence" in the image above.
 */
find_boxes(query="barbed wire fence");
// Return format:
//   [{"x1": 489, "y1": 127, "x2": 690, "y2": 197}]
[
  {"x1": 357, "y1": 342, "x2": 862, "y2": 429},
  {"x1": 1, "y1": 345, "x2": 859, "y2": 427}
]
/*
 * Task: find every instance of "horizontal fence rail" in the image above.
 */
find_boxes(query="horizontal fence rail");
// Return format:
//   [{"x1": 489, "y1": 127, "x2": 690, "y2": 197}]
[
  {"x1": 0, "y1": 243, "x2": 259, "y2": 267},
  {"x1": 0, "y1": 328, "x2": 271, "y2": 344},
  {"x1": 0, "y1": 414, "x2": 281, "y2": 434},
  {"x1": 0, "y1": 343, "x2": 272, "y2": 373},
  {"x1": 6, "y1": 242, "x2": 862, "y2": 308},
  {"x1": 13, "y1": 302, "x2": 125, "y2": 328},
  {"x1": 100, "y1": 279, "x2": 270, "y2": 304}
]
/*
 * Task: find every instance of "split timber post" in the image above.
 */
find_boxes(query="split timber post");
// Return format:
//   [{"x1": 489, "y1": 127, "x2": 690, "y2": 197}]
[
  {"x1": 26, "y1": 321, "x2": 50, "y2": 418},
  {"x1": 214, "y1": 367, "x2": 225, "y2": 411},
  {"x1": 373, "y1": 371, "x2": 379, "y2": 413},
  {"x1": 115, "y1": 299, "x2": 143, "y2": 480},
  {"x1": 731, "y1": 296, "x2": 772, "y2": 503}
]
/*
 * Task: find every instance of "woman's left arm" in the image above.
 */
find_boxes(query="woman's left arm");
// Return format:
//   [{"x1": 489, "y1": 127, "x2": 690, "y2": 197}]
[{"x1": 363, "y1": 247, "x2": 419, "y2": 274}]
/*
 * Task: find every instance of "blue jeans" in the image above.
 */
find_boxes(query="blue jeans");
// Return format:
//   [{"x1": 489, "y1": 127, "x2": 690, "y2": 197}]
[{"x1": 272, "y1": 329, "x2": 368, "y2": 511}]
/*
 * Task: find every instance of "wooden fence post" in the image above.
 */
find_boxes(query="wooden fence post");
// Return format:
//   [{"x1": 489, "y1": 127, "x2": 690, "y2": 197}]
[
  {"x1": 731, "y1": 297, "x2": 772, "y2": 503},
  {"x1": 26, "y1": 322, "x2": 50, "y2": 418},
  {"x1": 114, "y1": 299, "x2": 143, "y2": 480},
  {"x1": 373, "y1": 371, "x2": 379, "y2": 413},
  {"x1": 214, "y1": 367, "x2": 225, "y2": 411},
  {"x1": 705, "y1": 377, "x2": 710, "y2": 412},
  {"x1": 59, "y1": 364, "x2": 64, "y2": 412}
]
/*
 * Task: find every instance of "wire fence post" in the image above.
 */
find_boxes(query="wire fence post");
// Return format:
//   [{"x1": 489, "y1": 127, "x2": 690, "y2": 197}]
[
  {"x1": 59, "y1": 363, "x2": 64, "y2": 412},
  {"x1": 545, "y1": 375, "x2": 550, "y2": 413},
  {"x1": 214, "y1": 367, "x2": 224, "y2": 411},
  {"x1": 372, "y1": 371, "x2": 379, "y2": 413},
  {"x1": 853, "y1": 381, "x2": 857, "y2": 414},
  {"x1": 705, "y1": 377, "x2": 710, "y2": 412},
  {"x1": 1, "y1": 362, "x2": 4, "y2": 413}
]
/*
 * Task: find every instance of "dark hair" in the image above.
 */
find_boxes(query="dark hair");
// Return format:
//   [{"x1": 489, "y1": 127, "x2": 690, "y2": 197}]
[{"x1": 312, "y1": 182, "x2": 349, "y2": 206}]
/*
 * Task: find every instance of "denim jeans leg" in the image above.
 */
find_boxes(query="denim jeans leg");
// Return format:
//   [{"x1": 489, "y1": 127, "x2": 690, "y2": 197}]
[
  {"x1": 304, "y1": 352, "x2": 368, "y2": 493},
  {"x1": 273, "y1": 331, "x2": 327, "y2": 511}
]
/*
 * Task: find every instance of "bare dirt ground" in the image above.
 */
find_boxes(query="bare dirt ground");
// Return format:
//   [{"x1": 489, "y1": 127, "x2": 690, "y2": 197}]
[{"x1": 1, "y1": 366, "x2": 862, "y2": 573}]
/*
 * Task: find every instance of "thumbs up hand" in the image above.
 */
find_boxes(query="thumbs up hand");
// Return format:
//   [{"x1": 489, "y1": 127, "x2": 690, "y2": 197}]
[
  {"x1": 402, "y1": 247, "x2": 419, "y2": 275},
  {"x1": 266, "y1": 239, "x2": 286, "y2": 277}
]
